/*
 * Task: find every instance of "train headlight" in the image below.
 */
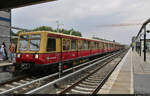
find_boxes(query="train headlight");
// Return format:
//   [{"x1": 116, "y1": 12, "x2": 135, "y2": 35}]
[
  {"x1": 35, "y1": 54, "x2": 39, "y2": 59},
  {"x1": 17, "y1": 54, "x2": 21, "y2": 58}
]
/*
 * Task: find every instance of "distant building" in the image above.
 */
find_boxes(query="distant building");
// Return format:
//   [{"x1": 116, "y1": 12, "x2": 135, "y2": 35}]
[{"x1": 0, "y1": 10, "x2": 11, "y2": 53}]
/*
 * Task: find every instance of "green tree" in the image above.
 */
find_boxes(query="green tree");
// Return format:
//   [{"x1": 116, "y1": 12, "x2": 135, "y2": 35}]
[
  {"x1": 33, "y1": 26, "x2": 53, "y2": 31},
  {"x1": 11, "y1": 31, "x2": 18, "y2": 36},
  {"x1": 16, "y1": 26, "x2": 82, "y2": 37}
]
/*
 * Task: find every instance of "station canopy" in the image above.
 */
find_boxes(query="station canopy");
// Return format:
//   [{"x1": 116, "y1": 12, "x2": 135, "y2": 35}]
[{"x1": 0, "y1": 0, "x2": 56, "y2": 10}]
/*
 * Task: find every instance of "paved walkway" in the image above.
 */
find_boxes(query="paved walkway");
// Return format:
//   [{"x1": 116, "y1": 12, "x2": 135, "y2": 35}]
[
  {"x1": 133, "y1": 51, "x2": 150, "y2": 94},
  {"x1": 0, "y1": 62, "x2": 13, "y2": 67},
  {"x1": 98, "y1": 48, "x2": 150, "y2": 94}
]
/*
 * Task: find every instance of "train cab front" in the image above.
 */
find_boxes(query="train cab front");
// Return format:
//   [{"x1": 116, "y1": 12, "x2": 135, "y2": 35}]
[{"x1": 15, "y1": 32, "x2": 44, "y2": 71}]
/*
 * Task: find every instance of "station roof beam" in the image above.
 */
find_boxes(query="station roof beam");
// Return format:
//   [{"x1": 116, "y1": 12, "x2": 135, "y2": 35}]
[{"x1": 0, "y1": 0, "x2": 56, "y2": 10}]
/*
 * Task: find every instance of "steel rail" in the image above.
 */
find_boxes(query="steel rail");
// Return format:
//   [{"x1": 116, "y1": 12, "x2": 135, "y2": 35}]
[
  {"x1": 25, "y1": 51, "x2": 122, "y2": 94},
  {"x1": 0, "y1": 52, "x2": 115, "y2": 94}
]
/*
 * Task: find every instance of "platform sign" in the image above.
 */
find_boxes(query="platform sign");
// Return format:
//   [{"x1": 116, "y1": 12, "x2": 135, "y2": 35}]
[{"x1": 0, "y1": 10, "x2": 11, "y2": 58}]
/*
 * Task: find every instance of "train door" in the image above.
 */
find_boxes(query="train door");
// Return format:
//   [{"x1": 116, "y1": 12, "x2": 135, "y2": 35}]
[
  {"x1": 70, "y1": 39, "x2": 78, "y2": 59},
  {"x1": 81, "y1": 40, "x2": 89, "y2": 57},
  {"x1": 96, "y1": 42, "x2": 99, "y2": 54},
  {"x1": 91, "y1": 41, "x2": 94, "y2": 55},
  {"x1": 108, "y1": 43, "x2": 110, "y2": 52},
  {"x1": 62, "y1": 38, "x2": 71, "y2": 61},
  {"x1": 88, "y1": 41, "x2": 91, "y2": 55},
  {"x1": 77, "y1": 40, "x2": 82, "y2": 57},
  {"x1": 99, "y1": 42, "x2": 102, "y2": 54},
  {"x1": 104, "y1": 43, "x2": 107, "y2": 53},
  {"x1": 113, "y1": 44, "x2": 115, "y2": 51},
  {"x1": 45, "y1": 37, "x2": 61, "y2": 64}
]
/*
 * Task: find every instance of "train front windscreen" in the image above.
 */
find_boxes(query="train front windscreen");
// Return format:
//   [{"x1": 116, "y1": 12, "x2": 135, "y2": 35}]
[{"x1": 19, "y1": 34, "x2": 41, "y2": 51}]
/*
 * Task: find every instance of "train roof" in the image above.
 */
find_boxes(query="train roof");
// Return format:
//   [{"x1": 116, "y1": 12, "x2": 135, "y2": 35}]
[{"x1": 19, "y1": 31, "x2": 122, "y2": 45}]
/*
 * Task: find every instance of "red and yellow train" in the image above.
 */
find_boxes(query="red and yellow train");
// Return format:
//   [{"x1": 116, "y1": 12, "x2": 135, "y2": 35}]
[{"x1": 14, "y1": 31, "x2": 124, "y2": 73}]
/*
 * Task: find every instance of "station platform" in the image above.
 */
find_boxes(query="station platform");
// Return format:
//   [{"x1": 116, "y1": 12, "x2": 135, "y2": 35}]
[
  {"x1": 98, "y1": 48, "x2": 150, "y2": 94},
  {"x1": 0, "y1": 60, "x2": 13, "y2": 72},
  {"x1": 0, "y1": 61, "x2": 13, "y2": 67}
]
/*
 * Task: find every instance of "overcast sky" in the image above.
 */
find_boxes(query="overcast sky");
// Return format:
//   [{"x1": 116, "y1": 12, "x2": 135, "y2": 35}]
[{"x1": 12, "y1": 0, "x2": 150, "y2": 45}]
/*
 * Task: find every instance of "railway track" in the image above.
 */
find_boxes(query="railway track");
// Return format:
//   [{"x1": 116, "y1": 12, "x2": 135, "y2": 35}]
[
  {"x1": 0, "y1": 50, "x2": 126, "y2": 94},
  {"x1": 58, "y1": 50, "x2": 126, "y2": 94},
  {"x1": 0, "y1": 75, "x2": 34, "y2": 94}
]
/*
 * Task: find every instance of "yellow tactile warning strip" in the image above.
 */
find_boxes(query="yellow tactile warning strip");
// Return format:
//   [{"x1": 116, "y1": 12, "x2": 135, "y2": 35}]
[{"x1": 98, "y1": 49, "x2": 134, "y2": 94}]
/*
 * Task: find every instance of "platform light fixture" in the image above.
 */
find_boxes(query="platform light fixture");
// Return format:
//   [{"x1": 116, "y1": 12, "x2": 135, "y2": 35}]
[{"x1": 147, "y1": 30, "x2": 150, "y2": 33}]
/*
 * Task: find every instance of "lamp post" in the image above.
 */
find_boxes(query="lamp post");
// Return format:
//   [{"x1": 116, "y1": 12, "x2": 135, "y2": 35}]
[
  {"x1": 144, "y1": 26, "x2": 146, "y2": 61},
  {"x1": 139, "y1": 34, "x2": 142, "y2": 56},
  {"x1": 56, "y1": 21, "x2": 60, "y2": 33},
  {"x1": 56, "y1": 20, "x2": 64, "y2": 78},
  {"x1": 139, "y1": 33, "x2": 144, "y2": 56}
]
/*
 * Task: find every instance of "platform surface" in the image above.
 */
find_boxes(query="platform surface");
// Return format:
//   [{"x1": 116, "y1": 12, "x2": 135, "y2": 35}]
[
  {"x1": 98, "y1": 48, "x2": 150, "y2": 94},
  {"x1": 0, "y1": 61, "x2": 13, "y2": 67}
]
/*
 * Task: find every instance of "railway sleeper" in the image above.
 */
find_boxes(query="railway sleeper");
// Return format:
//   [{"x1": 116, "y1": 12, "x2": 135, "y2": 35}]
[
  {"x1": 81, "y1": 81, "x2": 99, "y2": 86},
  {"x1": 88, "y1": 76, "x2": 104, "y2": 80},
  {"x1": 87, "y1": 77, "x2": 103, "y2": 81},
  {"x1": 4, "y1": 84, "x2": 15, "y2": 88},
  {"x1": 85, "y1": 79, "x2": 101, "y2": 83},
  {"x1": 75, "y1": 86, "x2": 94, "y2": 91},
  {"x1": 71, "y1": 89, "x2": 91, "y2": 94},
  {"x1": 78, "y1": 83, "x2": 97, "y2": 89},
  {"x1": 0, "y1": 88, "x2": 6, "y2": 92},
  {"x1": 12, "y1": 82, "x2": 23, "y2": 86}
]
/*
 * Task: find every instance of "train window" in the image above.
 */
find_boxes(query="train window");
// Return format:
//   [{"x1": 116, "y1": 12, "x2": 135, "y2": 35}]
[
  {"x1": 107, "y1": 44, "x2": 109, "y2": 48},
  {"x1": 97, "y1": 42, "x2": 99, "y2": 49},
  {"x1": 66, "y1": 40, "x2": 70, "y2": 50},
  {"x1": 30, "y1": 39, "x2": 40, "y2": 51},
  {"x1": 63, "y1": 39, "x2": 66, "y2": 51},
  {"x1": 104, "y1": 43, "x2": 107, "y2": 48},
  {"x1": 102, "y1": 43, "x2": 104, "y2": 49},
  {"x1": 94, "y1": 42, "x2": 97, "y2": 49},
  {"x1": 91, "y1": 42, "x2": 94, "y2": 49},
  {"x1": 78, "y1": 40, "x2": 82, "y2": 49},
  {"x1": 30, "y1": 34, "x2": 41, "y2": 51},
  {"x1": 71, "y1": 40, "x2": 76, "y2": 50},
  {"x1": 19, "y1": 40, "x2": 28, "y2": 51},
  {"x1": 19, "y1": 35, "x2": 29, "y2": 51},
  {"x1": 108, "y1": 44, "x2": 109, "y2": 48},
  {"x1": 83, "y1": 41, "x2": 85, "y2": 49},
  {"x1": 83, "y1": 40, "x2": 88, "y2": 50},
  {"x1": 47, "y1": 38, "x2": 56, "y2": 52},
  {"x1": 88, "y1": 41, "x2": 90, "y2": 49},
  {"x1": 86, "y1": 41, "x2": 88, "y2": 49},
  {"x1": 99, "y1": 42, "x2": 102, "y2": 49},
  {"x1": 96, "y1": 42, "x2": 98, "y2": 49}
]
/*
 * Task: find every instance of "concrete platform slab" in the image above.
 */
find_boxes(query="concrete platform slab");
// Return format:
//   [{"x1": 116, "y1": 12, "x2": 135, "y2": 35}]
[
  {"x1": 0, "y1": 62, "x2": 13, "y2": 67},
  {"x1": 98, "y1": 48, "x2": 150, "y2": 94}
]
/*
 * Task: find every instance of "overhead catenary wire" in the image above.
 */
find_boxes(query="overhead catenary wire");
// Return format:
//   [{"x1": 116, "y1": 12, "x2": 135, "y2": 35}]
[
  {"x1": 96, "y1": 23, "x2": 143, "y2": 28},
  {"x1": 0, "y1": 24, "x2": 31, "y2": 31}
]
